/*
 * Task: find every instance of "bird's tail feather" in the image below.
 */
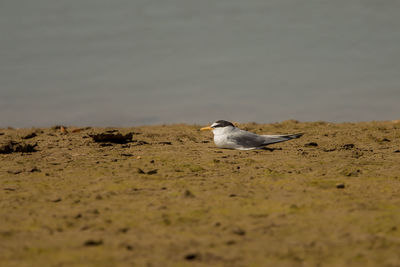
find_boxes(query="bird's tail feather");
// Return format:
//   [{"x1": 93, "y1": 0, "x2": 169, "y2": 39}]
[{"x1": 261, "y1": 133, "x2": 303, "y2": 145}]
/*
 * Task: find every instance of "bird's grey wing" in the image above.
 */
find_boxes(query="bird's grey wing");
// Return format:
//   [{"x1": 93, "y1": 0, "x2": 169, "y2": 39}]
[
  {"x1": 260, "y1": 133, "x2": 303, "y2": 145},
  {"x1": 227, "y1": 130, "x2": 268, "y2": 148}
]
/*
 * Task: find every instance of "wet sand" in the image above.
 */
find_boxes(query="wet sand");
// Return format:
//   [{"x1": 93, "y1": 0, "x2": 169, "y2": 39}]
[{"x1": 1, "y1": 121, "x2": 400, "y2": 266}]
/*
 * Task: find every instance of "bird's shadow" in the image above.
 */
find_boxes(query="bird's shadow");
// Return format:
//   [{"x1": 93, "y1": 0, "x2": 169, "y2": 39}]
[{"x1": 260, "y1": 147, "x2": 282, "y2": 152}]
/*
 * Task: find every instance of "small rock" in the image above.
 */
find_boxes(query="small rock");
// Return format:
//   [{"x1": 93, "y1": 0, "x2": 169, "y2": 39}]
[
  {"x1": 30, "y1": 167, "x2": 41, "y2": 173},
  {"x1": 84, "y1": 239, "x2": 103, "y2": 246},
  {"x1": 226, "y1": 240, "x2": 236, "y2": 245},
  {"x1": 4, "y1": 187, "x2": 16, "y2": 191},
  {"x1": 305, "y1": 142, "x2": 318, "y2": 147},
  {"x1": 158, "y1": 141, "x2": 172, "y2": 145},
  {"x1": 394, "y1": 150, "x2": 400, "y2": 153},
  {"x1": 232, "y1": 227, "x2": 246, "y2": 236},
  {"x1": 229, "y1": 194, "x2": 237, "y2": 197},
  {"x1": 342, "y1": 144, "x2": 355, "y2": 150},
  {"x1": 184, "y1": 253, "x2": 199, "y2": 261},
  {"x1": 51, "y1": 198, "x2": 62, "y2": 203},
  {"x1": 132, "y1": 140, "x2": 149, "y2": 146},
  {"x1": 137, "y1": 168, "x2": 145, "y2": 174},
  {"x1": 336, "y1": 183, "x2": 345, "y2": 189},
  {"x1": 0, "y1": 141, "x2": 37, "y2": 154},
  {"x1": 147, "y1": 169, "x2": 158, "y2": 175},
  {"x1": 118, "y1": 228, "x2": 129, "y2": 233},
  {"x1": 184, "y1": 190, "x2": 195, "y2": 198},
  {"x1": 60, "y1": 126, "x2": 68, "y2": 134},
  {"x1": 89, "y1": 132, "x2": 133, "y2": 144},
  {"x1": 7, "y1": 170, "x2": 22, "y2": 175},
  {"x1": 22, "y1": 132, "x2": 37, "y2": 139}
]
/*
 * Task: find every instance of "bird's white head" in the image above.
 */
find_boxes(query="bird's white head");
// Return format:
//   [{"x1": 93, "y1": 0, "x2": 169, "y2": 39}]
[{"x1": 200, "y1": 120, "x2": 236, "y2": 135}]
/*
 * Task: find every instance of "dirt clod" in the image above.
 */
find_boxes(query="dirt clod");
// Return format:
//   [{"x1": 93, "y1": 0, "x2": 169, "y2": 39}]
[
  {"x1": 336, "y1": 183, "x2": 345, "y2": 189},
  {"x1": 342, "y1": 144, "x2": 355, "y2": 150},
  {"x1": 146, "y1": 169, "x2": 158, "y2": 175},
  {"x1": 84, "y1": 239, "x2": 103, "y2": 246},
  {"x1": 22, "y1": 132, "x2": 37, "y2": 139},
  {"x1": 305, "y1": 142, "x2": 318, "y2": 147},
  {"x1": 183, "y1": 190, "x2": 195, "y2": 198},
  {"x1": 89, "y1": 132, "x2": 133, "y2": 144},
  {"x1": 0, "y1": 141, "x2": 37, "y2": 154},
  {"x1": 184, "y1": 253, "x2": 199, "y2": 261}
]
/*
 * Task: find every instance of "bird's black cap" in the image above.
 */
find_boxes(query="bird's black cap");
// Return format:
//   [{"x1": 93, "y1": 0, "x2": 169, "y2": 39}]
[{"x1": 212, "y1": 120, "x2": 235, "y2": 128}]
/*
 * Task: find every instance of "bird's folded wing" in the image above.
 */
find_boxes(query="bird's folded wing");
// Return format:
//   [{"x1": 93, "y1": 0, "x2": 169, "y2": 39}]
[{"x1": 227, "y1": 130, "x2": 271, "y2": 148}]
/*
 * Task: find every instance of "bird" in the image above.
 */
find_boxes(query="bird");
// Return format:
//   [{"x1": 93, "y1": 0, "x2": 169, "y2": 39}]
[{"x1": 200, "y1": 120, "x2": 303, "y2": 150}]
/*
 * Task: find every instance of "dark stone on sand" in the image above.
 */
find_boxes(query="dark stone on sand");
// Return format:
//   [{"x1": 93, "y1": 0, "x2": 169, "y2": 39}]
[
  {"x1": 7, "y1": 170, "x2": 23, "y2": 175},
  {"x1": 336, "y1": 183, "x2": 345, "y2": 189},
  {"x1": 184, "y1": 190, "x2": 195, "y2": 198},
  {"x1": 342, "y1": 144, "x2": 355, "y2": 150},
  {"x1": 22, "y1": 132, "x2": 37, "y2": 139},
  {"x1": 184, "y1": 253, "x2": 199, "y2": 261},
  {"x1": 4, "y1": 188, "x2": 16, "y2": 191},
  {"x1": 89, "y1": 132, "x2": 133, "y2": 144},
  {"x1": 30, "y1": 167, "x2": 41, "y2": 172},
  {"x1": 394, "y1": 150, "x2": 400, "y2": 153},
  {"x1": 137, "y1": 168, "x2": 145, "y2": 174},
  {"x1": 305, "y1": 142, "x2": 318, "y2": 147},
  {"x1": 229, "y1": 194, "x2": 237, "y2": 197},
  {"x1": 118, "y1": 228, "x2": 129, "y2": 233},
  {"x1": 158, "y1": 141, "x2": 172, "y2": 145},
  {"x1": 147, "y1": 169, "x2": 158, "y2": 175},
  {"x1": 99, "y1": 143, "x2": 113, "y2": 147},
  {"x1": 132, "y1": 140, "x2": 149, "y2": 146},
  {"x1": 84, "y1": 239, "x2": 103, "y2": 246},
  {"x1": 323, "y1": 148, "x2": 337, "y2": 152},
  {"x1": 232, "y1": 227, "x2": 246, "y2": 236},
  {"x1": 51, "y1": 198, "x2": 62, "y2": 203},
  {"x1": 0, "y1": 141, "x2": 37, "y2": 154}
]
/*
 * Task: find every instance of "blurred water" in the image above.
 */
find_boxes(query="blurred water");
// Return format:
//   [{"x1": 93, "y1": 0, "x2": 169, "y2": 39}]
[{"x1": 1, "y1": 0, "x2": 400, "y2": 127}]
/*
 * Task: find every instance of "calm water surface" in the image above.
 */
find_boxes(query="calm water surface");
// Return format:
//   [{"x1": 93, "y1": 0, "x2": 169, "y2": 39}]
[{"x1": 1, "y1": 0, "x2": 400, "y2": 127}]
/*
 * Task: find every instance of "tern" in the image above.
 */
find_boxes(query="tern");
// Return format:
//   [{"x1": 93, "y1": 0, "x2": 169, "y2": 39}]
[{"x1": 200, "y1": 120, "x2": 303, "y2": 150}]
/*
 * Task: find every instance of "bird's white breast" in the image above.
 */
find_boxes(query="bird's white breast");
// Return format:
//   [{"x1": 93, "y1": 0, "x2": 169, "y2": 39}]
[{"x1": 212, "y1": 126, "x2": 238, "y2": 149}]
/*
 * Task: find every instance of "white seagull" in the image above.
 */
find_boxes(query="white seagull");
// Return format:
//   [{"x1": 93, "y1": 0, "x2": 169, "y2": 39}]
[{"x1": 200, "y1": 120, "x2": 303, "y2": 150}]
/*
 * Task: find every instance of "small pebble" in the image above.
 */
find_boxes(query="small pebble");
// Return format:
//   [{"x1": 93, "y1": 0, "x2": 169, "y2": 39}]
[
  {"x1": 336, "y1": 183, "x2": 345, "y2": 189},
  {"x1": 184, "y1": 253, "x2": 199, "y2": 261},
  {"x1": 84, "y1": 239, "x2": 103, "y2": 246}
]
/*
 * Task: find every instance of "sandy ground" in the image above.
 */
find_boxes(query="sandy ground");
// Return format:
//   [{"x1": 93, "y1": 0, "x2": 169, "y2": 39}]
[{"x1": 1, "y1": 121, "x2": 400, "y2": 267}]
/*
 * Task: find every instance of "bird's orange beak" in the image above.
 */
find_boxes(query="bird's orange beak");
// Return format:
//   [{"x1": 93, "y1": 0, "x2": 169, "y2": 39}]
[{"x1": 200, "y1": 126, "x2": 213, "y2": 131}]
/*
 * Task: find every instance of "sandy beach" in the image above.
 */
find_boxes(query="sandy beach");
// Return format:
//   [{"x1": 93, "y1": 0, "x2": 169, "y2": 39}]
[{"x1": 1, "y1": 120, "x2": 400, "y2": 266}]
